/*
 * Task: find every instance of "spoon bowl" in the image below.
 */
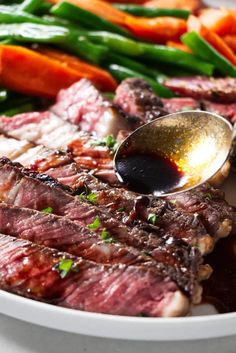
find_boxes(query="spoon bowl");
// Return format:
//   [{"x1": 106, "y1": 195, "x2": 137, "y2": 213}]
[{"x1": 114, "y1": 111, "x2": 233, "y2": 196}]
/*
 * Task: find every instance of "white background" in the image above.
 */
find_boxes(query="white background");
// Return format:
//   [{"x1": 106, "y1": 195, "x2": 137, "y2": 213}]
[{"x1": 1, "y1": 1, "x2": 236, "y2": 352}]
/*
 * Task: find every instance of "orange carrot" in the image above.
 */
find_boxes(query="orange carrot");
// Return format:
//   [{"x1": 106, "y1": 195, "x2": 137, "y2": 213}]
[
  {"x1": 0, "y1": 45, "x2": 109, "y2": 99},
  {"x1": 223, "y1": 35, "x2": 236, "y2": 53},
  {"x1": 48, "y1": 0, "x2": 127, "y2": 26},
  {"x1": 187, "y1": 15, "x2": 236, "y2": 66},
  {"x1": 199, "y1": 8, "x2": 235, "y2": 36},
  {"x1": 167, "y1": 40, "x2": 192, "y2": 53},
  {"x1": 125, "y1": 16, "x2": 187, "y2": 43},
  {"x1": 35, "y1": 47, "x2": 117, "y2": 91},
  {"x1": 144, "y1": 0, "x2": 202, "y2": 12}
]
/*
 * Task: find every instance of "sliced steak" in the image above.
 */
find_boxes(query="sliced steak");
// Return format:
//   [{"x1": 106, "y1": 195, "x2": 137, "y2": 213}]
[
  {"x1": 114, "y1": 78, "x2": 168, "y2": 128},
  {"x1": 202, "y1": 101, "x2": 236, "y2": 123},
  {"x1": 0, "y1": 135, "x2": 33, "y2": 159},
  {"x1": 162, "y1": 98, "x2": 201, "y2": 113},
  {"x1": 0, "y1": 202, "x2": 202, "y2": 301},
  {"x1": 0, "y1": 157, "x2": 213, "y2": 255},
  {"x1": 0, "y1": 234, "x2": 190, "y2": 317},
  {"x1": 51, "y1": 79, "x2": 131, "y2": 137},
  {"x1": 0, "y1": 112, "x2": 114, "y2": 181},
  {"x1": 0, "y1": 202, "x2": 151, "y2": 266},
  {"x1": 166, "y1": 184, "x2": 236, "y2": 239},
  {"x1": 164, "y1": 76, "x2": 236, "y2": 103}
]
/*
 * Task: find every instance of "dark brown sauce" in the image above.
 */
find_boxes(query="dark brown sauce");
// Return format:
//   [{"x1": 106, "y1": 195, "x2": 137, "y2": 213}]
[{"x1": 115, "y1": 152, "x2": 184, "y2": 195}]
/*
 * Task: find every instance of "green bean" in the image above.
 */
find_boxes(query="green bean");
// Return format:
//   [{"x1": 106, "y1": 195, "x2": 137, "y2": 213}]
[
  {"x1": 108, "y1": 64, "x2": 174, "y2": 98},
  {"x1": 114, "y1": 4, "x2": 190, "y2": 19},
  {"x1": 140, "y1": 43, "x2": 215, "y2": 76},
  {"x1": 18, "y1": 0, "x2": 42, "y2": 14},
  {"x1": 181, "y1": 32, "x2": 236, "y2": 77},
  {"x1": 85, "y1": 31, "x2": 144, "y2": 56},
  {"x1": 50, "y1": 1, "x2": 131, "y2": 37}
]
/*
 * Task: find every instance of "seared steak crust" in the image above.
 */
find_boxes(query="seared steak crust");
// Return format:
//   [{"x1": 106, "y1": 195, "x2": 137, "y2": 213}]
[{"x1": 114, "y1": 78, "x2": 168, "y2": 127}]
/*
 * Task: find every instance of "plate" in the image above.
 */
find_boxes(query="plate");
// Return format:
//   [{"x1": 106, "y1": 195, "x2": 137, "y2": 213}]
[{"x1": 0, "y1": 173, "x2": 235, "y2": 341}]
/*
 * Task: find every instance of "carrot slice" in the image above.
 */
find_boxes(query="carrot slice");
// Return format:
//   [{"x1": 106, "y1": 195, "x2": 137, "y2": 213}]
[
  {"x1": 48, "y1": 0, "x2": 127, "y2": 26},
  {"x1": 167, "y1": 40, "x2": 192, "y2": 53},
  {"x1": 144, "y1": 0, "x2": 202, "y2": 12},
  {"x1": 0, "y1": 45, "x2": 108, "y2": 99},
  {"x1": 223, "y1": 35, "x2": 236, "y2": 53},
  {"x1": 125, "y1": 16, "x2": 187, "y2": 43},
  {"x1": 35, "y1": 47, "x2": 117, "y2": 91},
  {"x1": 187, "y1": 15, "x2": 236, "y2": 66},
  {"x1": 199, "y1": 8, "x2": 235, "y2": 36}
]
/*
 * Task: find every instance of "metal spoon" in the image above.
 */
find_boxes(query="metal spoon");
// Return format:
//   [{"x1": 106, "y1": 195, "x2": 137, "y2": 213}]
[{"x1": 114, "y1": 111, "x2": 233, "y2": 197}]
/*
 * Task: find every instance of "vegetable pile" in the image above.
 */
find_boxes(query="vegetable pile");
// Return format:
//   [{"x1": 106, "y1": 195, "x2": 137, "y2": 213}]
[{"x1": 1, "y1": 0, "x2": 236, "y2": 115}]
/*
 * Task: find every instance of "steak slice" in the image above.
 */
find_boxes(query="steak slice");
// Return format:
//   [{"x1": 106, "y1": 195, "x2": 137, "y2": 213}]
[
  {"x1": 0, "y1": 157, "x2": 213, "y2": 255},
  {"x1": 0, "y1": 234, "x2": 189, "y2": 317},
  {"x1": 202, "y1": 101, "x2": 236, "y2": 123},
  {"x1": 164, "y1": 76, "x2": 236, "y2": 103},
  {"x1": 0, "y1": 111, "x2": 115, "y2": 181},
  {"x1": 165, "y1": 184, "x2": 236, "y2": 238},
  {"x1": 0, "y1": 202, "x2": 151, "y2": 266},
  {"x1": 51, "y1": 79, "x2": 131, "y2": 137},
  {"x1": 162, "y1": 98, "x2": 201, "y2": 113},
  {"x1": 114, "y1": 78, "x2": 168, "y2": 128},
  {"x1": 0, "y1": 202, "x2": 202, "y2": 301}
]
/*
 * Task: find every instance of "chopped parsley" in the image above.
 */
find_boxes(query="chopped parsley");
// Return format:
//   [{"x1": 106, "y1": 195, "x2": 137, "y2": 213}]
[
  {"x1": 169, "y1": 199, "x2": 177, "y2": 205},
  {"x1": 88, "y1": 216, "x2": 101, "y2": 230},
  {"x1": 205, "y1": 193, "x2": 213, "y2": 200},
  {"x1": 54, "y1": 258, "x2": 79, "y2": 279},
  {"x1": 92, "y1": 135, "x2": 118, "y2": 153},
  {"x1": 79, "y1": 191, "x2": 86, "y2": 200},
  {"x1": 100, "y1": 228, "x2": 115, "y2": 243},
  {"x1": 79, "y1": 187, "x2": 97, "y2": 205},
  {"x1": 87, "y1": 192, "x2": 97, "y2": 204},
  {"x1": 41, "y1": 207, "x2": 54, "y2": 214},
  {"x1": 117, "y1": 207, "x2": 126, "y2": 212},
  {"x1": 147, "y1": 213, "x2": 158, "y2": 225}
]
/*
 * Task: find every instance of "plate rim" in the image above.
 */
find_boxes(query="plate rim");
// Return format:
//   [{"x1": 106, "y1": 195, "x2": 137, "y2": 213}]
[{"x1": 1, "y1": 290, "x2": 236, "y2": 341}]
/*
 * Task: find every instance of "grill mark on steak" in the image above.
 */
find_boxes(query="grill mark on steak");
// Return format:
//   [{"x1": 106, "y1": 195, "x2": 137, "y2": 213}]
[
  {"x1": 164, "y1": 76, "x2": 236, "y2": 103},
  {"x1": 51, "y1": 79, "x2": 131, "y2": 137},
  {"x1": 0, "y1": 202, "x2": 201, "y2": 300},
  {"x1": 0, "y1": 234, "x2": 190, "y2": 317}
]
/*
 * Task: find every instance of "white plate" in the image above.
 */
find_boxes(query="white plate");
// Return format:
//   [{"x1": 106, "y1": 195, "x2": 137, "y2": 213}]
[{"x1": 0, "y1": 173, "x2": 235, "y2": 341}]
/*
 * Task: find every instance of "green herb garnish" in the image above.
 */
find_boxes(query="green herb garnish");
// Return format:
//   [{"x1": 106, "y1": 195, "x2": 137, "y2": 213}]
[
  {"x1": 87, "y1": 192, "x2": 97, "y2": 204},
  {"x1": 100, "y1": 228, "x2": 115, "y2": 243},
  {"x1": 79, "y1": 192, "x2": 86, "y2": 200},
  {"x1": 42, "y1": 207, "x2": 54, "y2": 214},
  {"x1": 169, "y1": 199, "x2": 177, "y2": 205},
  {"x1": 205, "y1": 193, "x2": 213, "y2": 200},
  {"x1": 147, "y1": 213, "x2": 158, "y2": 225},
  {"x1": 92, "y1": 135, "x2": 118, "y2": 153},
  {"x1": 88, "y1": 217, "x2": 101, "y2": 230},
  {"x1": 117, "y1": 207, "x2": 126, "y2": 212},
  {"x1": 54, "y1": 258, "x2": 79, "y2": 279}
]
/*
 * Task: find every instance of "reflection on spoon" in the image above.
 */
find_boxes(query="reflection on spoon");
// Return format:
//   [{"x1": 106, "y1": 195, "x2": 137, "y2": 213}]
[{"x1": 114, "y1": 111, "x2": 233, "y2": 197}]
